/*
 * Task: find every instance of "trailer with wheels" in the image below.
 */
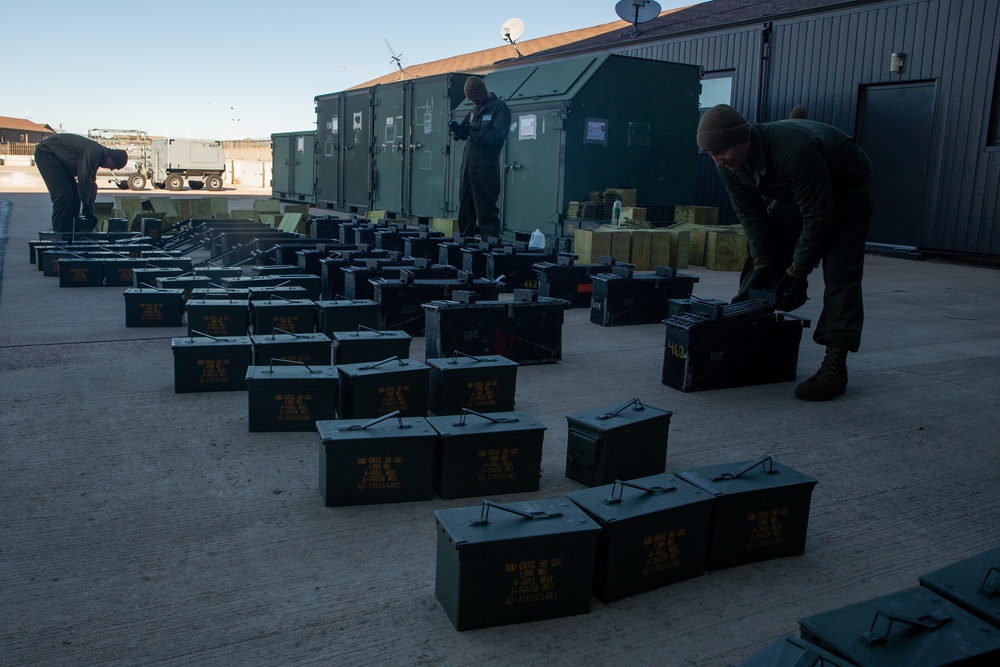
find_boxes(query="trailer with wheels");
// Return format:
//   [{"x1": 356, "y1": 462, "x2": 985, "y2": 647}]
[{"x1": 150, "y1": 138, "x2": 227, "y2": 191}]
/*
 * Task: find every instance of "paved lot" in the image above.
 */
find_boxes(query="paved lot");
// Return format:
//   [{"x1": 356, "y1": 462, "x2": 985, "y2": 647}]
[{"x1": 2, "y1": 175, "x2": 999, "y2": 665}]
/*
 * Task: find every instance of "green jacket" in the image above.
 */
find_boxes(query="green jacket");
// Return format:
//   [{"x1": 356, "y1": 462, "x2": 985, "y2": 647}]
[
  {"x1": 37, "y1": 133, "x2": 113, "y2": 209},
  {"x1": 459, "y1": 93, "x2": 511, "y2": 176},
  {"x1": 718, "y1": 120, "x2": 873, "y2": 271}
]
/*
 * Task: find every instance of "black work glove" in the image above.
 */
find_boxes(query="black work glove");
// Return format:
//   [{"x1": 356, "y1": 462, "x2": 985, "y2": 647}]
[
  {"x1": 773, "y1": 271, "x2": 808, "y2": 312},
  {"x1": 448, "y1": 120, "x2": 470, "y2": 141}
]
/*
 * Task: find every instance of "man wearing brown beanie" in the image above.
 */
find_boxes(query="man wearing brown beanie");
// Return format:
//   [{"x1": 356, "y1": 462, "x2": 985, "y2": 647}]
[
  {"x1": 34, "y1": 133, "x2": 129, "y2": 233},
  {"x1": 697, "y1": 104, "x2": 873, "y2": 401},
  {"x1": 452, "y1": 76, "x2": 511, "y2": 240}
]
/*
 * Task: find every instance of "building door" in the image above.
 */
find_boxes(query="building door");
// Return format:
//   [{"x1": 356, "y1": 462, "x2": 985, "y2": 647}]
[{"x1": 856, "y1": 82, "x2": 936, "y2": 247}]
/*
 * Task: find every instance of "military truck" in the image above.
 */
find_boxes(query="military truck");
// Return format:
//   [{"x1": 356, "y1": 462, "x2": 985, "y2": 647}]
[{"x1": 90, "y1": 131, "x2": 226, "y2": 191}]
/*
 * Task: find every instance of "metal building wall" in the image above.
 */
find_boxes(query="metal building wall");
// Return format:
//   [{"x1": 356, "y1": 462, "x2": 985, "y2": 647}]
[{"x1": 609, "y1": 0, "x2": 1000, "y2": 256}]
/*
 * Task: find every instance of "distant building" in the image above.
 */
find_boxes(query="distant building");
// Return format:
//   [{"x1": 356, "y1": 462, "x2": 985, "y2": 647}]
[{"x1": 0, "y1": 116, "x2": 56, "y2": 144}]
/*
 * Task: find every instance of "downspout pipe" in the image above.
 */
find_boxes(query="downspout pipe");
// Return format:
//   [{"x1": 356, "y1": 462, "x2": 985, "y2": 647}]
[{"x1": 755, "y1": 23, "x2": 773, "y2": 122}]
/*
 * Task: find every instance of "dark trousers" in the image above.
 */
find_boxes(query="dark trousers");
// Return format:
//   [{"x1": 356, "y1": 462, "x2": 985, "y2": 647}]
[
  {"x1": 457, "y1": 161, "x2": 501, "y2": 240},
  {"x1": 814, "y1": 214, "x2": 870, "y2": 353},
  {"x1": 34, "y1": 146, "x2": 80, "y2": 232}
]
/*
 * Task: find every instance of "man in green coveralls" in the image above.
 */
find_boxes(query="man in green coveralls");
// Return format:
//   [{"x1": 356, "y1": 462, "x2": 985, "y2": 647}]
[
  {"x1": 697, "y1": 104, "x2": 874, "y2": 401},
  {"x1": 34, "y1": 133, "x2": 128, "y2": 233},
  {"x1": 452, "y1": 76, "x2": 511, "y2": 240}
]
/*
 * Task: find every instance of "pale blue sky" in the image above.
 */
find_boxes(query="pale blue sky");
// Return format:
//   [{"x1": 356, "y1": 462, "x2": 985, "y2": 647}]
[{"x1": 5, "y1": 0, "x2": 695, "y2": 139}]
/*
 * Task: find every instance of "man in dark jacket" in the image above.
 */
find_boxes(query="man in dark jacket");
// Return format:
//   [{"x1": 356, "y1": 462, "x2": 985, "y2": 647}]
[
  {"x1": 697, "y1": 104, "x2": 874, "y2": 401},
  {"x1": 34, "y1": 133, "x2": 128, "y2": 232},
  {"x1": 452, "y1": 76, "x2": 511, "y2": 240}
]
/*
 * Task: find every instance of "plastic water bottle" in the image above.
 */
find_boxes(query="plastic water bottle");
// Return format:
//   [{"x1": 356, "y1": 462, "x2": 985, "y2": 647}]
[
  {"x1": 529, "y1": 228, "x2": 545, "y2": 249},
  {"x1": 612, "y1": 199, "x2": 622, "y2": 225}
]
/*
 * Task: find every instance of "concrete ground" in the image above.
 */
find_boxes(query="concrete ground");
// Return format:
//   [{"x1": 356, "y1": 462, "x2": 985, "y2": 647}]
[{"x1": 2, "y1": 168, "x2": 999, "y2": 666}]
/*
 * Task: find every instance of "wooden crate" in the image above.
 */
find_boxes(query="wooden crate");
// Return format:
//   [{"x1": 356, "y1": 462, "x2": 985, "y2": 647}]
[
  {"x1": 431, "y1": 218, "x2": 460, "y2": 235},
  {"x1": 704, "y1": 229, "x2": 749, "y2": 271},
  {"x1": 610, "y1": 230, "x2": 632, "y2": 263},
  {"x1": 209, "y1": 197, "x2": 230, "y2": 218},
  {"x1": 648, "y1": 230, "x2": 673, "y2": 268},
  {"x1": 621, "y1": 206, "x2": 646, "y2": 222},
  {"x1": 605, "y1": 187, "x2": 637, "y2": 207},
  {"x1": 630, "y1": 230, "x2": 652, "y2": 270},
  {"x1": 668, "y1": 222, "x2": 702, "y2": 267},
  {"x1": 661, "y1": 229, "x2": 690, "y2": 268},
  {"x1": 673, "y1": 205, "x2": 719, "y2": 226},
  {"x1": 573, "y1": 229, "x2": 614, "y2": 264}
]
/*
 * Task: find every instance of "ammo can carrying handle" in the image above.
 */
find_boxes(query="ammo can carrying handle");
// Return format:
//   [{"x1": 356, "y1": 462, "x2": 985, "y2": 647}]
[
  {"x1": 708, "y1": 454, "x2": 777, "y2": 482},
  {"x1": 187, "y1": 330, "x2": 219, "y2": 342},
  {"x1": 267, "y1": 294, "x2": 292, "y2": 302},
  {"x1": 337, "y1": 410, "x2": 410, "y2": 431},
  {"x1": 859, "y1": 608, "x2": 951, "y2": 646},
  {"x1": 980, "y1": 565, "x2": 1000, "y2": 596},
  {"x1": 469, "y1": 500, "x2": 564, "y2": 526},
  {"x1": 265, "y1": 358, "x2": 316, "y2": 374},
  {"x1": 448, "y1": 350, "x2": 497, "y2": 365},
  {"x1": 603, "y1": 479, "x2": 677, "y2": 505},
  {"x1": 598, "y1": 398, "x2": 645, "y2": 420},
  {"x1": 353, "y1": 325, "x2": 387, "y2": 337},
  {"x1": 453, "y1": 408, "x2": 519, "y2": 427},
  {"x1": 139, "y1": 282, "x2": 168, "y2": 291},
  {"x1": 269, "y1": 327, "x2": 299, "y2": 339},
  {"x1": 359, "y1": 356, "x2": 406, "y2": 370}
]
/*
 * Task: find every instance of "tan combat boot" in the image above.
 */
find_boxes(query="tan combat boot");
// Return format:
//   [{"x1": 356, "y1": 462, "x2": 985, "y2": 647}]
[{"x1": 795, "y1": 344, "x2": 848, "y2": 401}]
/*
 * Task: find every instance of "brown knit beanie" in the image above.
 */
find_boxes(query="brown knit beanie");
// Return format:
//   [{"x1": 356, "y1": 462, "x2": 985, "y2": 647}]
[
  {"x1": 789, "y1": 105, "x2": 807, "y2": 119},
  {"x1": 108, "y1": 149, "x2": 129, "y2": 170},
  {"x1": 464, "y1": 76, "x2": 487, "y2": 101},
  {"x1": 696, "y1": 104, "x2": 751, "y2": 151}
]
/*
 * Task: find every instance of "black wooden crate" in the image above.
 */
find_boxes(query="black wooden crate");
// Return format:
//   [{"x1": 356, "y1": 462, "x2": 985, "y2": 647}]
[
  {"x1": 423, "y1": 290, "x2": 569, "y2": 365},
  {"x1": 591, "y1": 266, "x2": 699, "y2": 326},
  {"x1": 662, "y1": 302, "x2": 810, "y2": 392}
]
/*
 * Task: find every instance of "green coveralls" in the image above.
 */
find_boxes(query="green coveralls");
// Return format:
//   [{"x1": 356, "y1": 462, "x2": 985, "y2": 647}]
[
  {"x1": 457, "y1": 93, "x2": 511, "y2": 240},
  {"x1": 718, "y1": 120, "x2": 874, "y2": 352},
  {"x1": 34, "y1": 133, "x2": 113, "y2": 232}
]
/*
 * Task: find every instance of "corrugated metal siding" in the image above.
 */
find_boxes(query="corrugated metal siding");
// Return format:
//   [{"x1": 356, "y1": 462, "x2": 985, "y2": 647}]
[{"x1": 601, "y1": 0, "x2": 1000, "y2": 256}]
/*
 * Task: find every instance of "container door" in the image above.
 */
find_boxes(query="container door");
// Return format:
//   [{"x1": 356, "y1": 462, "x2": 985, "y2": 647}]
[
  {"x1": 343, "y1": 88, "x2": 374, "y2": 214},
  {"x1": 501, "y1": 105, "x2": 564, "y2": 237},
  {"x1": 271, "y1": 134, "x2": 293, "y2": 198},
  {"x1": 292, "y1": 132, "x2": 316, "y2": 202},
  {"x1": 372, "y1": 82, "x2": 407, "y2": 215},
  {"x1": 409, "y1": 74, "x2": 470, "y2": 220},
  {"x1": 315, "y1": 94, "x2": 341, "y2": 210},
  {"x1": 447, "y1": 67, "x2": 538, "y2": 220}
]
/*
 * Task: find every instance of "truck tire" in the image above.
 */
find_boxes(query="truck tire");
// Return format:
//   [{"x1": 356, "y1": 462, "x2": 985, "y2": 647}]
[
  {"x1": 189, "y1": 181, "x2": 204, "y2": 190},
  {"x1": 128, "y1": 174, "x2": 147, "y2": 190},
  {"x1": 206, "y1": 175, "x2": 223, "y2": 191},
  {"x1": 165, "y1": 174, "x2": 184, "y2": 191}
]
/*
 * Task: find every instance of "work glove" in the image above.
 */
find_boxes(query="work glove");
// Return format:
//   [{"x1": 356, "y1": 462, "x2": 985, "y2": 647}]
[
  {"x1": 773, "y1": 269, "x2": 809, "y2": 312},
  {"x1": 448, "y1": 120, "x2": 470, "y2": 141},
  {"x1": 80, "y1": 205, "x2": 98, "y2": 231}
]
